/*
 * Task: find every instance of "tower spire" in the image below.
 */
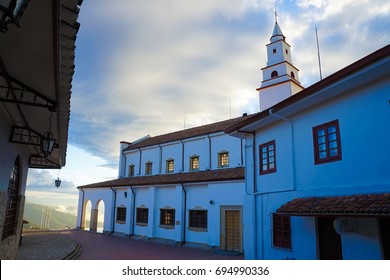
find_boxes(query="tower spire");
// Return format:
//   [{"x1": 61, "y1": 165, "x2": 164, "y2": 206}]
[
  {"x1": 270, "y1": 5, "x2": 284, "y2": 43},
  {"x1": 257, "y1": 19, "x2": 305, "y2": 111}
]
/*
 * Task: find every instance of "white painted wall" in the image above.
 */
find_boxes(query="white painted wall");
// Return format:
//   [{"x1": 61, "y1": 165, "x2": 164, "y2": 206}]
[
  {"x1": 121, "y1": 131, "x2": 244, "y2": 177},
  {"x1": 244, "y1": 72, "x2": 390, "y2": 260},
  {"x1": 161, "y1": 142, "x2": 183, "y2": 173},
  {"x1": 259, "y1": 82, "x2": 297, "y2": 111},
  {"x1": 77, "y1": 179, "x2": 245, "y2": 248},
  {"x1": 0, "y1": 111, "x2": 29, "y2": 195},
  {"x1": 210, "y1": 133, "x2": 244, "y2": 169},
  {"x1": 76, "y1": 188, "x2": 114, "y2": 233}
]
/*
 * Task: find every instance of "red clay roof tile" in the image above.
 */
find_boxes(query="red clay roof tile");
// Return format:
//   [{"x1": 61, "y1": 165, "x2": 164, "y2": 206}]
[
  {"x1": 78, "y1": 167, "x2": 245, "y2": 188},
  {"x1": 124, "y1": 114, "x2": 254, "y2": 151},
  {"x1": 277, "y1": 193, "x2": 390, "y2": 216}
]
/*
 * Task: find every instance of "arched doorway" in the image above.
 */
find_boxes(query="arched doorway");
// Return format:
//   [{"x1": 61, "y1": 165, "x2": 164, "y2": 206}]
[
  {"x1": 82, "y1": 200, "x2": 92, "y2": 231},
  {"x1": 96, "y1": 200, "x2": 105, "y2": 233}
]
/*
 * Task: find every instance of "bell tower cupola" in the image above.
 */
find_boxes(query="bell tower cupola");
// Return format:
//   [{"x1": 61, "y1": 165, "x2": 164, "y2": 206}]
[{"x1": 257, "y1": 19, "x2": 304, "y2": 111}]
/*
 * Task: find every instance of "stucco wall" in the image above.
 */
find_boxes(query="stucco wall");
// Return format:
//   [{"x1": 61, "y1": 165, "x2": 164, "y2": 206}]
[
  {"x1": 244, "y1": 69, "x2": 390, "y2": 260},
  {"x1": 0, "y1": 110, "x2": 30, "y2": 259}
]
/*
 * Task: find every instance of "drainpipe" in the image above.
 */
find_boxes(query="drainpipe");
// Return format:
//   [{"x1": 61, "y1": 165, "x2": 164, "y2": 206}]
[
  {"x1": 110, "y1": 187, "x2": 117, "y2": 234},
  {"x1": 250, "y1": 131, "x2": 258, "y2": 259},
  {"x1": 79, "y1": 188, "x2": 85, "y2": 229},
  {"x1": 240, "y1": 138, "x2": 244, "y2": 167},
  {"x1": 181, "y1": 184, "x2": 187, "y2": 244},
  {"x1": 130, "y1": 186, "x2": 136, "y2": 236},
  {"x1": 238, "y1": 131, "x2": 257, "y2": 193},
  {"x1": 138, "y1": 149, "x2": 142, "y2": 176},
  {"x1": 238, "y1": 130, "x2": 258, "y2": 260},
  {"x1": 180, "y1": 140, "x2": 184, "y2": 172},
  {"x1": 207, "y1": 134, "x2": 212, "y2": 169},
  {"x1": 158, "y1": 144, "x2": 162, "y2": 174},
  {"x1": 268, "y1": 108, "x2": 296, "y2": 190}
]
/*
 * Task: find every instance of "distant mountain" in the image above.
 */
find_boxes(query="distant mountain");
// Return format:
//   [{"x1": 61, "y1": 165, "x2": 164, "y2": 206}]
[{"x1": 22, "y1": 202, "x2": 76, "y2": 230}]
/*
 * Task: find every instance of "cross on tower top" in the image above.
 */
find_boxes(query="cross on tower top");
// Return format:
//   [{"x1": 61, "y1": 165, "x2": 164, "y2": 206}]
[{"x1": 273, "y1": 4, "x2": 278, "y2": 23}]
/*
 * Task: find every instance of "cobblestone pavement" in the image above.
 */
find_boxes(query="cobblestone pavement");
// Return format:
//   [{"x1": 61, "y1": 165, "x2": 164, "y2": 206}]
[
  {"x1": 16, "y1": 230, "x2": 78, "y2": 260},
  {"x1": 16, "y1": 229, "x2": 243, "y2": 260}
]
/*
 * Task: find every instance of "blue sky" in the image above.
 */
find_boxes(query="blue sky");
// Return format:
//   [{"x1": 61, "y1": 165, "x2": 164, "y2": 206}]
[{"x1": 25, "y1": 0, "x2": 390, "y2": 215}]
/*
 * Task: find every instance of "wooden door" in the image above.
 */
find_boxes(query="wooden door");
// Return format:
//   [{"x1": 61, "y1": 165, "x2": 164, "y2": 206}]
[
  {"x1": 221, "y1": 207, "x2": 242, "y2": 252},
  {"x1": 317, "y1": 217, "x2": 342, "y2": 260},
  {"x1": 380, "y1": 218, "x2": 390, "y2": 260}
]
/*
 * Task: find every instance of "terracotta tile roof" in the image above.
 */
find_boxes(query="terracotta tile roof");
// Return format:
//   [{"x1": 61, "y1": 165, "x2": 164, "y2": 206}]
[
  {"x1": 78, "y1": 167, "x2": 245, "y2": 189},
  {"x1": 124, "y1": 114, "x2": 254, "y2": 151},
  {"x1": 277, "y1": 193, "x2": 390, "y2": 216}
]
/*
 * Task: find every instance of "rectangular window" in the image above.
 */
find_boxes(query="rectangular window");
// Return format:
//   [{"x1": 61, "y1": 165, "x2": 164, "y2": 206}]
[
  {"x1": 218, "y1": 152, "x2": 229, "y2": 168},
  {"x1": 128, "y1": 164, "x2": 135, "y2": 176},
  {"x1": 145, "y1": 162, "x2": 153, "y2": 175},
  {"x1": 116, "y1": 207, "x2": 126, "y2": 223},
  {"x1": 259, "y1": 140, "x2": 276, "y2": 175},
  {"x1": 189, "y1": 210, "x2": 208, "y2": 229},
  {"x1": 190, "y1": 156, "x2": 199, "y2": 171},
  {"x1": 2, "y1": 159, "x2": 20, "y2": 240},
  {"x1": 272, "y1": 213, "x2": 291, "y2": 249},
  {"x1": 136, "y1": 208, "x2": 149, "y2": 224},
  {"x1": 160, "y1": 209, "x2": 175, "y2": 226},
  {"x1": 313, "y1": 120, "x2": 342, "y2": 164},
  {"x1": 166, "y1": 159, "x2": 174, "y2": 173}
]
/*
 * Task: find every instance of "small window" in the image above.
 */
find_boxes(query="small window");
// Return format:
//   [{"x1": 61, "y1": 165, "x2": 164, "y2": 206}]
[
  {"x1": 190, "y1": 155, "x2": 199, "y2": 171},
  {"x1": 166, "y1": 159, "x2": 174, "y2": 173},
  {"x1": 128, "y1": 164, "x2": 135, "y2": 177},
  {"x1": 116, "y1": 207, "x2": 126, "y2": 223},
  {"x1": 160, "y1": 208, "x2": 175, "y2": 226},
  {"x1": 273, "y1": 48, "x2": 277, "y2": 54},
  {"x1": 285, "y1": 49, "x2": 288, "y2": 54},
  {"x1": 136, "y1": 208, "x2": 149, "y2": 224},
  {"x1": 272, "y1": 213, "x2": 291, "y2": 250},
  {"x1": 312, "y1": 120, "x2": 342, "y2": 164},
  {"x1": 290, "y1": 71, "x2": 295, "y2": 79},
  {"x1": 259, "y1": 140, "x2": 276, "y2": 175},
  {"x1": 189, "y1": 210, "x2": 208, "y2": 229},
  {"x1": 2, "y1": 157, "x2": 20, "y2": 240},
  {"x1": 218, "y1": 151, "x2": 229, "y2": 168},
  {"x1": 145, "y1": 161, "x2": 153, "y2": 175},
  {"x1": 271, "y1": 71, "x2": 278, "y2": 78}
]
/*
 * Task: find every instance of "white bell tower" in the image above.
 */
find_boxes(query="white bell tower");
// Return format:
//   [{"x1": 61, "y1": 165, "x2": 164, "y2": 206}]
[{"x1": 257, "y1": 19, "x2": 304, "y2": 111}]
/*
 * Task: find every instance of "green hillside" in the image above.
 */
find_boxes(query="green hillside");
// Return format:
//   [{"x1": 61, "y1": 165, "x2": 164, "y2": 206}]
[{"x1": 22, "y1": 202, "x2": 77, "y2": 230}]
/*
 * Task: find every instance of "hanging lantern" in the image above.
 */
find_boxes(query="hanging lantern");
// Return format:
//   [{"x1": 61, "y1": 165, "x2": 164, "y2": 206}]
[
  {"x1": 40, "y1": 130, "x2": 56, "y2": 157},
  {"x1": 55, "y1": 178, "x2": 61, "y2": 188},
  {"x1": 0, "y1": 0, "x2": 30, "y2": 32},
  {"x1": 40, "y1": 113, "x2": 56, "y2": 157}
]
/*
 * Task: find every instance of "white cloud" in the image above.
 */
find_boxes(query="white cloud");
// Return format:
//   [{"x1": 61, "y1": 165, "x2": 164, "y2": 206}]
[
  {"x1": 69, "y1": 0, "x2": 390, "y2": 172},
  {"x1": 25, "y1": 190, "x2": 79, "y2": 213},
  {"x1": 54, "y1": 205, "x2": 78, "y2": 216},
  {"x1": 27, "y1": 169, "x2": 77, "y2": 194}
]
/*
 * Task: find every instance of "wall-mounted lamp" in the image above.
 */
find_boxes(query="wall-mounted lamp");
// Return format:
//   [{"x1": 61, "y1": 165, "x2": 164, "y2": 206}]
[
  {"x1": 40, "y1": 113, "x2": 56, "y2": 157},
  {"x1": 0, "y1": 0, "x2": 29, "y2": 32},
  {"x1": 209, "y1": 199, "x2": 214, "y2": 205}
]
